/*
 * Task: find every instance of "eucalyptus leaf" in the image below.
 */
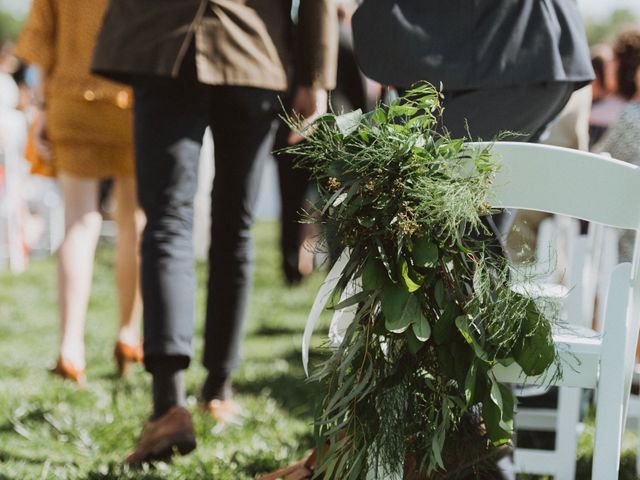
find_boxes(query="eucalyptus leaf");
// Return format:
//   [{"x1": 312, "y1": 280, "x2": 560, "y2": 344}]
[
  {"x1": 412, "y1": 311, "x2": 431, "y2": 342},
  {"x1": 482, "y1": 378, "x2": 515, "y2": 445},
  {"x1": 513, "y1": 301, "x2": 555, "y2": 376},
  {"x1": 362, "y1": 255, "x2": 385, "y2": 292},
  {"x1": 455, "y1": 315, "x2": 474, "y2": 345},
  {"x1": 380, "y1": 280, "x2": 409, "y2": 320},
  {"x1": 399, "y1": 256, "x2": 422, "y2": 292},
  {"x1": 412, "y1": 237, "x2": 439, "y2": 268},
  {"x1": 436, "y1": 345, "x2": 457, "y2": 379},
  {"x1": 335, "y1": 109, "x2": 363, "y2": 137},
  {"x1": 331, "y1": 291, "x2": 370, "y2": 311},
  {"x1": 371, "y1": 107, "x2": 386, "y2": 125},
  {"x1": 451, "y1": 340, "x2": 473, "y2": 388},
  {"x1": 464, "y1": 359, "x2": 478, "y2": 404},
  {"x1": 434, "y1": 280, "x2": 445, "y2": 308},
  {"x1": 382, "y1": 285, "x2": 421, "y2": 334},
  {"x1": 407, "y1": 328, "x2": 425, "y2": 355},
  {"x1": 375, "y1": 239, "x2": 394, "y2": 280},
  {"x1": 433, "y1": 302, "x2": 459, "y2": 344},
  {"x1": 431, "y1": 426, "x2": 446, "y2": 470}
]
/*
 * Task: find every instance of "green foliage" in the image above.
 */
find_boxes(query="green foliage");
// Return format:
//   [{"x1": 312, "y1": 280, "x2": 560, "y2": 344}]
[
  {"x1": 288, "y1": 85, "x2": 561, "y2": 478},
  {"x1": 0, "y1": 224, "x2": 328, "y2": 479},
  {"x1": 585, "y1": 8, "x2": 638, "y2": 45},
  {"x1": 0, "y1": 9, "x2": 23, "y2": 41}
]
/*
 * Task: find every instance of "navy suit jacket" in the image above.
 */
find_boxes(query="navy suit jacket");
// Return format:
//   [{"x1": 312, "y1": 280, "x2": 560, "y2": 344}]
[{"x1": 352, "y1": 0, "x2": 594, "y2": 90}]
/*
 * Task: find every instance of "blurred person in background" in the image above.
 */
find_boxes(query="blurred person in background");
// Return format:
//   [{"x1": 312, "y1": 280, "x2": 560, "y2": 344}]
[
  {"x1": 274, "y1": 0, "x2": 377, "y2": 286},
  {"x1": 594, "y1": 28, "x2": 640, "y2": 262},
  {"x1": 0, "y1": 42, "x2": 29, "y2": 273},
  {"x1": 14, "y1": 0, "x2": 145, "y2": 386},
  {"x1": 92, "y1": 0, "x2": 337, "y2": 464},
  {"x1": 589, "y1": 43, "x2": 627, "y2": 146}
]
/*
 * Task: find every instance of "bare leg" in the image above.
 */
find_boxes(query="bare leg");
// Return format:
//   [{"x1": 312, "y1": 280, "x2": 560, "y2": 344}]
[
  {"x1": 113, "y1": 176, "x2": 145, "y2": 347},
  {"x1": 57, "y1": 173, "x2": 102, "y2": 371}
]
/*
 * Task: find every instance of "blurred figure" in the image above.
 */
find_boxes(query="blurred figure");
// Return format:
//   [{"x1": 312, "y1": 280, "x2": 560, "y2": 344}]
[
  {"x1": 15, "y1": 0, "x2": 145, "y2": 385},
  {"x1": 92, "y1": 0, "x2": 337, "y2": 464},
  {"x1": 274, "y1": 0, "x2": 376, "y2": 286},
  {"x1": 589, "y1": 43, "x2": 627, "y2": 146},
  {"x1": 0, "y1": 44, "x2": 29, "y2": 273},
  {"x1": 594, "y1": 28, "x2": 640, "y2": 262}
]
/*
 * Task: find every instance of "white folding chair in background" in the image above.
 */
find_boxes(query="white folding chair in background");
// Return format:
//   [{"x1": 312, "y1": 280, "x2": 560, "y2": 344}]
[
  {"x1": 483, "y1": 142, "x2": 640, "y2": 479},
  {"x1": 510, "y1": 216, "x2": 604, "y2": 479}
]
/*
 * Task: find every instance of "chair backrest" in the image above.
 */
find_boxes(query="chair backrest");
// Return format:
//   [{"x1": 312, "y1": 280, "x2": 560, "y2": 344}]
[
  {"x1": 473, "y1": 141, "x2": 640, "y2": 419},
  {"x1": 475, "y1": 142, "x2": 640, "y2": 231}
]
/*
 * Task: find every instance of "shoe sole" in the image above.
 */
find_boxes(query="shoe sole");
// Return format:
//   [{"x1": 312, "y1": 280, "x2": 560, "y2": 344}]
[{"x1": 135, "y1": 433, "x2": 197, "y2": 464}]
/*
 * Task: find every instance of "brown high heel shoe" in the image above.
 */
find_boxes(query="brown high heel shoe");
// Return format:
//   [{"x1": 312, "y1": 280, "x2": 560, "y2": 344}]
[
  {"x1": 50, "y1": 357, "x2": 86, "y2": 387},
  {"x1": 114, "y1": 341, "x2": 143, "y2": 377}
]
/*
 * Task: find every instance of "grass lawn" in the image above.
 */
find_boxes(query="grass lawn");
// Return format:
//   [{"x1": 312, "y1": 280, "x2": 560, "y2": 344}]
[{"x1": 0, "y1": 222, "x2": 637, "y2": 479}]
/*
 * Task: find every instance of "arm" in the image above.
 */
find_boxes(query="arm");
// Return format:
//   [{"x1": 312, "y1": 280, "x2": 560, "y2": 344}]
[
  {"x1": 32, "y1": 67, "x2": 52, "y2": 161},
  {"x1": 288, "y1": 0, "x2": 339, "y2": 144},
  {"x1": 14, "y1": 0, "x2": 56, "y2": 160}
]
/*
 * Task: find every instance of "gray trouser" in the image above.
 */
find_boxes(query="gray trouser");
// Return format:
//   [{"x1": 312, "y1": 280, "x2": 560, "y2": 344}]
[{"x1": 133, "y1": 52, "x2": 279, "y2": 377}]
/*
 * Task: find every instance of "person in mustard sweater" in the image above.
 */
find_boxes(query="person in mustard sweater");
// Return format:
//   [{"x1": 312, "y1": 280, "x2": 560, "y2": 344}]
[{"x1": 15, "y1": 0, "x2": 145, "y2": 385}]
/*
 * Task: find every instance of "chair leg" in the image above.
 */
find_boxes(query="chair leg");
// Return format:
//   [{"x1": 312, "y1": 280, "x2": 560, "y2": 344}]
[
  {"x1": 555, "y1": 387, "x2": 581, "y2": 479},
  {"x1": 592, "y1": 263, "x2": 631, "y2": 479},
  {"x1": 635, "y1": 396, "x2": 640, "y2": 479}
]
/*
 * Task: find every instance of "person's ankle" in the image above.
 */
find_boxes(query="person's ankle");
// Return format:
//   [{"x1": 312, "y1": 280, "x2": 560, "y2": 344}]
[
  {"x1": 58, "y1": 346, "x2": 85, "y2": 371},
  {"x1": 149, "y1": 356, "x2": 187, "y2": 420},
  {"x1": 202, "y1": 374, "x2": 232, "y2": 402}
]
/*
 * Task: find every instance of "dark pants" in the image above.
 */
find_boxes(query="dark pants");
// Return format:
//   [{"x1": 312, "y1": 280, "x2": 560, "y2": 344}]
[
  {"x1": 273, "y1": 123, "x2": 313, "y2": 285},
  {"x1": 274, "y1": 30, "x2": 369, "y2": 284},
  {"x1": 133, "y1": 56, "x2": 279, "y2": 377}
]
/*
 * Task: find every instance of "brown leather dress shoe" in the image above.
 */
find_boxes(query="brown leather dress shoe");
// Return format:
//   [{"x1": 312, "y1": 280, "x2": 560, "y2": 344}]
[
  {"x1": 50, "y1": 357, "x2": 86, "y2": 388},
  {"x1": 125, "y1": 406, "x2": 196, "y2": 465},
  {"x1": 202, "y1": 398, "x2": 244, "y2": 427},
  {"x1": 114, "y1": 341, "x2": 143, "y2": 377}
]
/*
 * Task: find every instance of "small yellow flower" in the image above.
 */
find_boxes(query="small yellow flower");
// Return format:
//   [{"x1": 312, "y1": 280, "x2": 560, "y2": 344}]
[{"x1": 327, "y1": 177, "x2": 341, "y2": 191}]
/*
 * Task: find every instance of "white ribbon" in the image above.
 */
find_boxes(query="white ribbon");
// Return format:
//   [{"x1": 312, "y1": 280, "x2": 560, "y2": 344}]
[{"x1": 302, "y1": 248, "x2": 362, "y2": 375}]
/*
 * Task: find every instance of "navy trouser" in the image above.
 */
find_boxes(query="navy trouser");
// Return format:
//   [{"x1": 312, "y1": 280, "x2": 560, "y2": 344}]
[{"x1": 133, "y1": 54, "x2": 279, "y2": 377}]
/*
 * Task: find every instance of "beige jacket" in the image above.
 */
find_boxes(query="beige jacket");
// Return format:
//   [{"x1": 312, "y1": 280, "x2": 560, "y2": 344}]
[{"x1": 92, "y1": 0, "x2": 338, "y2": 92}]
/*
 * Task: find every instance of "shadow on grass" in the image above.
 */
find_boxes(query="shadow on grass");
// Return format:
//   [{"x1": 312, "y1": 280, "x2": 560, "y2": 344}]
[
  {"x1": 235, "y1": 349, "x2": 327, "y2": 416},
  {"x1": 0, "y1": 448, "x2": 68, "y2": 466},
  {"x1": 251, "y1": 324, "x2": 305, "y2": 337}
]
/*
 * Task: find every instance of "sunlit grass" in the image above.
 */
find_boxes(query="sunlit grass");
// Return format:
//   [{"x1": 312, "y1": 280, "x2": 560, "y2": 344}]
[{"x1": 0, "y1": 222, "x2": 637, "y2": 479}]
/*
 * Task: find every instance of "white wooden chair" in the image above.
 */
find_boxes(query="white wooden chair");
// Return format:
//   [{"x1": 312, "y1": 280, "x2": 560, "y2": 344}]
[{"x1": 484, "y1": 142, "x2": 640, "y2": 479}]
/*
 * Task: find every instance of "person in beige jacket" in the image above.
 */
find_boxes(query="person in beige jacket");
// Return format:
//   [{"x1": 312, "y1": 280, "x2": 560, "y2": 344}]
[{"x1": 92, "y1": 0, "x2": 338, "y2": 464}]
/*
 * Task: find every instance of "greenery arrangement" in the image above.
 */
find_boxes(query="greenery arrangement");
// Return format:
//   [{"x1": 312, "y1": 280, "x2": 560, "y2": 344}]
[{"x1": 288, "y1": 85, "x2": 560, "y2": 479}]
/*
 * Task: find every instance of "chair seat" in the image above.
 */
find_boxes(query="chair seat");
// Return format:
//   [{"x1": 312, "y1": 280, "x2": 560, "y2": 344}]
[{"x1": 494, "y1": 325, "x2": 601, "y2": 389}]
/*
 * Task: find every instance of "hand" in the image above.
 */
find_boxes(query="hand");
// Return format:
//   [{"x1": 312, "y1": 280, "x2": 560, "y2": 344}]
[
  {"x1": 287, "y1": 86, "x2": 328, "y2": 145},
  {"x1": 33, "y1": 109, "x2": 52, "y2": 161}
]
